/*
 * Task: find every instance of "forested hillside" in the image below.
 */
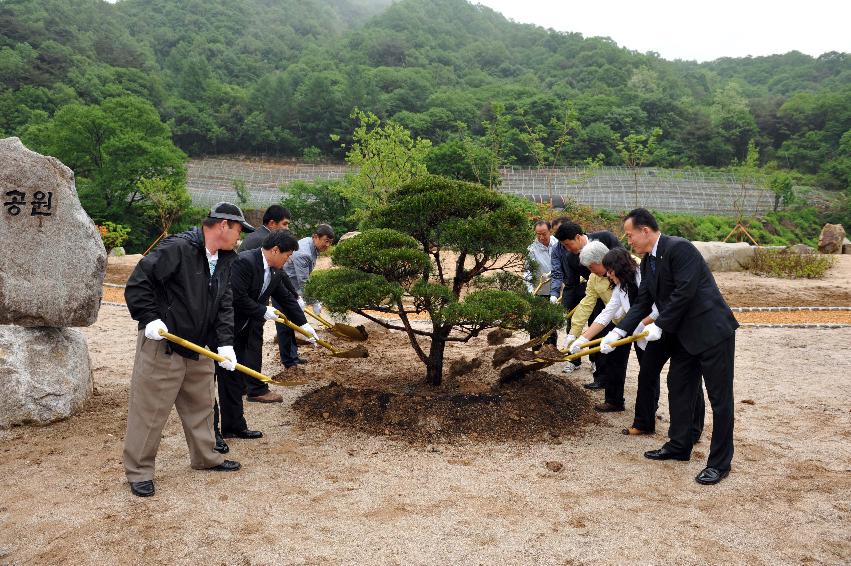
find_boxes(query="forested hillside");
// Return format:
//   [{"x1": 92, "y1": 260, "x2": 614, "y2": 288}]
[{"x1": 2, "y1": 0, "x2": 849, "y2": 190}]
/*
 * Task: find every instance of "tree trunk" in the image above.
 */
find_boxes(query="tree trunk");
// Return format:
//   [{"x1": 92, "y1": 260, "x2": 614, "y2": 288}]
[{"x1": 425, "y1": 326, "x2": 451, "y2": 386}]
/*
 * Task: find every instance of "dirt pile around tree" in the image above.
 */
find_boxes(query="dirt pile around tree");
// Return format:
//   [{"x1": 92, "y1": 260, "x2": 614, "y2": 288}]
[{"x1": 292, "y1": 370, "x2": 598, "y2": 443}]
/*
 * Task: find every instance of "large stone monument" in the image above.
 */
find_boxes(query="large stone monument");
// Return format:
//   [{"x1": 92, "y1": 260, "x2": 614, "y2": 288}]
[{"x1": 0, "y1": 137, "x2": 106, "y2": 428}]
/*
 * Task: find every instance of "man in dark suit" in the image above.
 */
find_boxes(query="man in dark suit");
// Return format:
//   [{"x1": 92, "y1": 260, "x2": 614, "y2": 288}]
[
  {"x1": 238, "y1": 205, "x2": 291, "y2": 253},
  {"x1": 601, "y1": 208, "x2": 738, "y2": 485},
  {"x1": 551, "y1": 221, "x2": 622, "y2": 384},
  {"x1": 216, "y1": 230, "x2": 318, "y2": 439}
]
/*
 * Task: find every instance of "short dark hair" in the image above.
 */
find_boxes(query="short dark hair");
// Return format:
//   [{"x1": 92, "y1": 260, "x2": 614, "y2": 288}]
[
  {"x1": 624, "y1": 208, "x2": 659, "y2": 231},
  {"x1": 551, "y1": 216, "x2": 570, "y2": 229},
  {"x1": 314, "y1": 224, "x2": 335, "y2": 239},
  {"x1": 554, "y1": 221, "x2": 584, "y2": 242},
  {"x1": 262, "y1": 229, "x2": 299, "y2": 252},
  {"x1": 534, "y1": 219, "x2": 551, "y2": 230},
  {"x1": 263, "y1": 205, "x2": 291, "y2": 226}
]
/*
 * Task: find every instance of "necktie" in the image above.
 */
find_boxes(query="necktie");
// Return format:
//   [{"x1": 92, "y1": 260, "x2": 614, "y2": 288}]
[
  {"x1": 208, "y1": 258, "x2": 217, "y2": 276},
  {"x1": 259, "y1": 268, "x2": 271, "y2": 298},
  {"x1": 648, "y1": 254, "x2": 656, "y2": 275}
]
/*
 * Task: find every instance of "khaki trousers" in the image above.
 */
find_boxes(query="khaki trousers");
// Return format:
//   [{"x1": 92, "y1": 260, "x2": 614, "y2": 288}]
[{"x1": 123, "y1": 331, "x2": 224, "y2": 482}]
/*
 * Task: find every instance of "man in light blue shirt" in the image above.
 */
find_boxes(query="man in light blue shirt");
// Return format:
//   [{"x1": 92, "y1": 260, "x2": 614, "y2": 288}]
[{"x1": 278, "y1": 224, "x2": 335, "y2": 367}]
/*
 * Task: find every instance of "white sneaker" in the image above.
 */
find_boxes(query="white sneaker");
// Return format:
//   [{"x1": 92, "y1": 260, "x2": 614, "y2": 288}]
[{"x1": 563, "y1": 363, "x2": 578, "y2": 374}]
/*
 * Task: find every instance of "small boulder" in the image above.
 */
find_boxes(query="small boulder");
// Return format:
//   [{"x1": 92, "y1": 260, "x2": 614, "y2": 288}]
[
  {"x1": 818, "y1": 224, "x2": 846, "y2": 254},
  {"x1": 784, "y1": 244, "x2": 816, "y2": 254},
  {"x1": 0, "y1": 137, "x2": 106, "y2": 326},
  {"x1": 0, "y1": 325, "x2": 93, "y2": 428},
  {"x1": 545, "y1": 461, "x2": 564, "y2": 472},
  {"x1": 692, "y1": 241, "x2": 755, "y2": 272}
]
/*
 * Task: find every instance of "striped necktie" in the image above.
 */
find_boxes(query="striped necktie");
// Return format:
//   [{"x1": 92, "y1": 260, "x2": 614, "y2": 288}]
[{"x1": 208, "y1": 258, "x2": 217, "y2": 276}]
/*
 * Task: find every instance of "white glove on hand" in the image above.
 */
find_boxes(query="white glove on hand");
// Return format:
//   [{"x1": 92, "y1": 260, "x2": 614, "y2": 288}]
[
  {"x1": 217, "y1": 346, "x2": 237, "y2": 371},
  {"x1": 312, "y1": 302, "x2": 322, "y2": 315},
  {"x1": 297, "y1": 297, "x2": 306, "y2": 310},
  {"x1": 643, "y1": 322, "x2": 663, "y2": 342},
  {"x1": 144, "y1": 319, "x2": 168, "y2": 341},
  {"x1": 264, "y1": 306, "x2": 279, "y2": 321},
  {"x1": 600, "y1": 331, "x2": 620, "y2": 354},
  {"x1": 569, "y1": 336, "x2": 589, "y2": 355},
  {"x1": 633, "y1": 321, "x2": 646, "y2": 336},
  {"x1": 563, "y1": 334, "x2": 576, "y2": 349},
  {"x1": 525, "y1": 283, "x2": 534, "y2": 294},
  {"x1": 300, "y1": 323, "x2": 318, "y2": 346},
  {"x1": 549, "y1": 295, "x2": 559, "y2": 304}
]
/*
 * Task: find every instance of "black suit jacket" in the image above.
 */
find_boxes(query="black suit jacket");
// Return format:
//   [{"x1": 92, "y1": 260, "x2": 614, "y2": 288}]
[
  {"x1": 230, "y1": 248, "x2": 307, "y2": 369},
  {"x1": 238, "y1": 225, "x2": 271, "y2": 253},
  {"x1": 617, "y1": 234, "x2": 738, "y2": 355}
]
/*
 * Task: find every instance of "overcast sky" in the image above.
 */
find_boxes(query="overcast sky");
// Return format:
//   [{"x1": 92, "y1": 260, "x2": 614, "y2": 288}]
[{"x1": 475, "y1": 0, "x2": 851, "y2": 62}]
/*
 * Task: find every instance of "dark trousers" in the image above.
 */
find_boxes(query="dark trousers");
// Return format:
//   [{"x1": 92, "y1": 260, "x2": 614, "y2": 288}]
[
  {"x1": 637, "y1": 336, "x2": 705, "y2": 440},
  {"x1": 663, "y1": 333, "x2": 735, "y2": 471},
  {"x1": 273, "y1": 297, "x2": 299, "y2": 368},
  {"x1": 563, "y1": 283, "x2": 586, "y2": 367},
  {"x1": 216, "y1": 323, "x2": 267, "y2": 433}
]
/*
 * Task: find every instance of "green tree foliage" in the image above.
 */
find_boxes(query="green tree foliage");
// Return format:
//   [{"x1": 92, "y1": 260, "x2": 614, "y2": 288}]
[
  {"x1": 338, "y1": 108, "x2": 432, "y2": 209},
  {"x1": 279, "y1": 179, "x2": 358, "y2": 238},
  {"x1": 305, "y1": 176, "x2": 563, "y2": 385}
]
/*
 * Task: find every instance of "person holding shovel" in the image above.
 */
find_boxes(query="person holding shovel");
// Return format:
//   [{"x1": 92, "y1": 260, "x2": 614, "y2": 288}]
[
  {"x1": 215, "y1": 230, "x2": 317, "y2": 436},
  {"x1": 279, "y1": 224, "x2": 335, "y2": 370},
  {"x1": 523, "y1": 219, "x2": 558, "y2": 350},
  {"x1": 600, "y1": 208, "x2": 738, "y2": 485},
  {"x1": 123, "y1": 202, "x2": 253, "y2": 498}
]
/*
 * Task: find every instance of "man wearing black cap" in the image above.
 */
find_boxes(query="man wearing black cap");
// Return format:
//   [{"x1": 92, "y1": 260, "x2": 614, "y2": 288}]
[{"x1": 123, "y1": 202, "x2": 254, "y2": 497}]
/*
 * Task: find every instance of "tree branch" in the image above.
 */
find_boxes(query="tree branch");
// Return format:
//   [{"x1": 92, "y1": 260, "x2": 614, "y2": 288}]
[{"x1": 395, "y1": 298, "x2": 428, "y2": 364}]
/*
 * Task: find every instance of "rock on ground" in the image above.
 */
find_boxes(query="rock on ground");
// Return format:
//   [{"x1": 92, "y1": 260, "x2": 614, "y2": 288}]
[
  {"x1": 0, "y1": 325, "x2": 93, "y2": 428},
  {"x1": 0, "y1": 137, "x2": 106, "y2": 327},
  {"x1": 818, "y1": 223, "x2": 846, "y2": 254},
  {"x1": 693, "y1": 241, "x2": 755, "y2": 272}
]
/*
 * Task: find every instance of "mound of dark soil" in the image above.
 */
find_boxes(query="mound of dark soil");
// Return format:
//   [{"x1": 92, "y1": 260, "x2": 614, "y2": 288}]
[{"x1": 292, "y1": 371, "x2": 599, "y2": 443}]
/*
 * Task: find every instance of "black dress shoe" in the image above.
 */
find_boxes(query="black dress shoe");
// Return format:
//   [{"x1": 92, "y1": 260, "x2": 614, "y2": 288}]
[
  {"x1": 222, "y1": 429, "x2": 263, "y2": 439},
  {"x1": 644, "y1": 447, "x2": 690, "y2": 461},
  {"x1": 130, "y1": 480, "x2": 155, "y2": 497},
  {"x1": 214, "y1": 433, "x2": 229, "y2": 454},
  {"x1": 207, "y1": 460, "x2": 241, "y2": 472},
  {"x1": 295, "y1": 357, "x2": 308, "y2": 365},
  {"x1": 695, "y1": 467, "x2": 729, "y2": 485},
  {"x1": 583, "y1": 381, "x2": 604, "y2": 390}
]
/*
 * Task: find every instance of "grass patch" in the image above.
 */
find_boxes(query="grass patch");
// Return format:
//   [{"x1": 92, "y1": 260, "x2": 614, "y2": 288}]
[{"x1": 749, "y1": 248, "x2": 835, "y2": 279}]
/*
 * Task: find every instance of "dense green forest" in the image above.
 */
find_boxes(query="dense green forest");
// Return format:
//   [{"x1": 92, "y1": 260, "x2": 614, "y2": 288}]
[{"x1": 2, "y1": 0, "x2": 850, "y2": 249}]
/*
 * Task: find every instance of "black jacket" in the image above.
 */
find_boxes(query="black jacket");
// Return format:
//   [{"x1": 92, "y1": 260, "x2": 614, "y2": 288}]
[
  {"x1": 237, "y1": 224, "x2": 271, "y2": 253},
  {"x1": 125, "y1": 228, "x2": 236, "y2": 359},
  {"x1": 229, "y1": 248, "x2": 307, "y2": 370},
  {"x1": 617, "y1": 234, "x2": 738, "y2": 355},
  {"x1": 552, "y1": 230, "x2": 622, "y2": 308}
]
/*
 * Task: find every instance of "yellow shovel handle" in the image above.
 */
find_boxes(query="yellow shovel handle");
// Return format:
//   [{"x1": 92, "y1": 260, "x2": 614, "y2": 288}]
[
  {"x1": 534, "y1": 332, "x2": 649, "y2": 364},
  {"x1": 274, "y1": 311, "x2": 337, "y2": 353},
  {"x1": 159, "y1": 330, "x2": 276, "y2": 383},
  {"x1": 303, "y1": 307, "x2": 332, "y2": 328}
]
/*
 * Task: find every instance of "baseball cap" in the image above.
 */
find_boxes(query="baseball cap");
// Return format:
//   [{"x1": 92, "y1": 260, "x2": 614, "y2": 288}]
[{"x1": 208, "y1": 202, "x2": 255, "y2": 232}]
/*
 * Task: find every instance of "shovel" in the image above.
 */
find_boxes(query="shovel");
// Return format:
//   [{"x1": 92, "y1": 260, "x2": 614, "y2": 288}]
[
  {"x1": 274, "y1": 311, "x2": 369, "y2": 359},
  {"x1": 511, "y1": 331, "x2": 649, "y2": 365},
  {"x1": 303, "y1": 307, "x2": 369, "y2": 342},
  {"x1": 532, "y1": 274, "x2": 551, "y2": 295},
  {"x1": 501, "y1": 332, "x2": 649, "y2": 382},
  {"x1": 158, "y1": 330, "x2": 307, "y2": 387}
]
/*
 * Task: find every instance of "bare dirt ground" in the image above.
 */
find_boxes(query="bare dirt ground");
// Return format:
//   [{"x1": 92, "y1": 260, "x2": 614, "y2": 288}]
[{"x1": 1, "y1": 258, "x2": 850, "y2": 564}]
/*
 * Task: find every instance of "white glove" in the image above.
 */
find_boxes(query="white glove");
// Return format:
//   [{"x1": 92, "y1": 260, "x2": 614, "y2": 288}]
[
  {"x1": 569, "y1": 336, "x2": 589, "y2": 355},
  {"x1": 643, "y1": 322, "x2": 663, "y2": 342},
  {"x1": 263, "y1": 306, "x2": 279, "y2": 321},
  {"x1": 600, "y1": 331, "x2": 620, "y2": 354},
  {"x1": 633, "y1": 321, "x2": 646, "y2": 336},
  {"x1": 144, "y1": 319, "x2": 168, "y2": 341},
  {"x1": 525, "y1": 283, "x2": 534, "y2": 294},
  {"x1": 297, "y1": 297, "x2": 306, "y2": 310},
  {"x1": 300, "y1": 323, "x2": 318, "y2": 346},
  {"x1": 563, "y1": 334, "x2": 576, "y2": 349},
  {"x1": 312, "y1": 302, "x2": 322, "y2": 315},
  {"x1": 217, "y1": 346, "x2": 237, "y2": 371},
  {"x1": 549, "y1": 295, "x2": 558, "y2": 304}
]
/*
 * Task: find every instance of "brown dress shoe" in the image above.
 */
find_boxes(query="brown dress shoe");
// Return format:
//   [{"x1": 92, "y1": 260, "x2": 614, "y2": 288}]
[
  {"x1": 622, "y1": 427, "x2": 653, "y2": 435},
  {"x1": 246, "y1": 391, "x2": 283, "y2": 403},
  {"x1": 594, "y1": 402, "x2": 625, "y2": 412}
]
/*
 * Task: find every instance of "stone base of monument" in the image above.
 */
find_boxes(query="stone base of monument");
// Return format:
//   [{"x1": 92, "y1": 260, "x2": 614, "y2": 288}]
[
  {"x1": 0, "y1": 325, "x2": 93, "y2": 428},
  {"x1": 693, "y1": 241, "x2": 756, "y2": 272}
]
